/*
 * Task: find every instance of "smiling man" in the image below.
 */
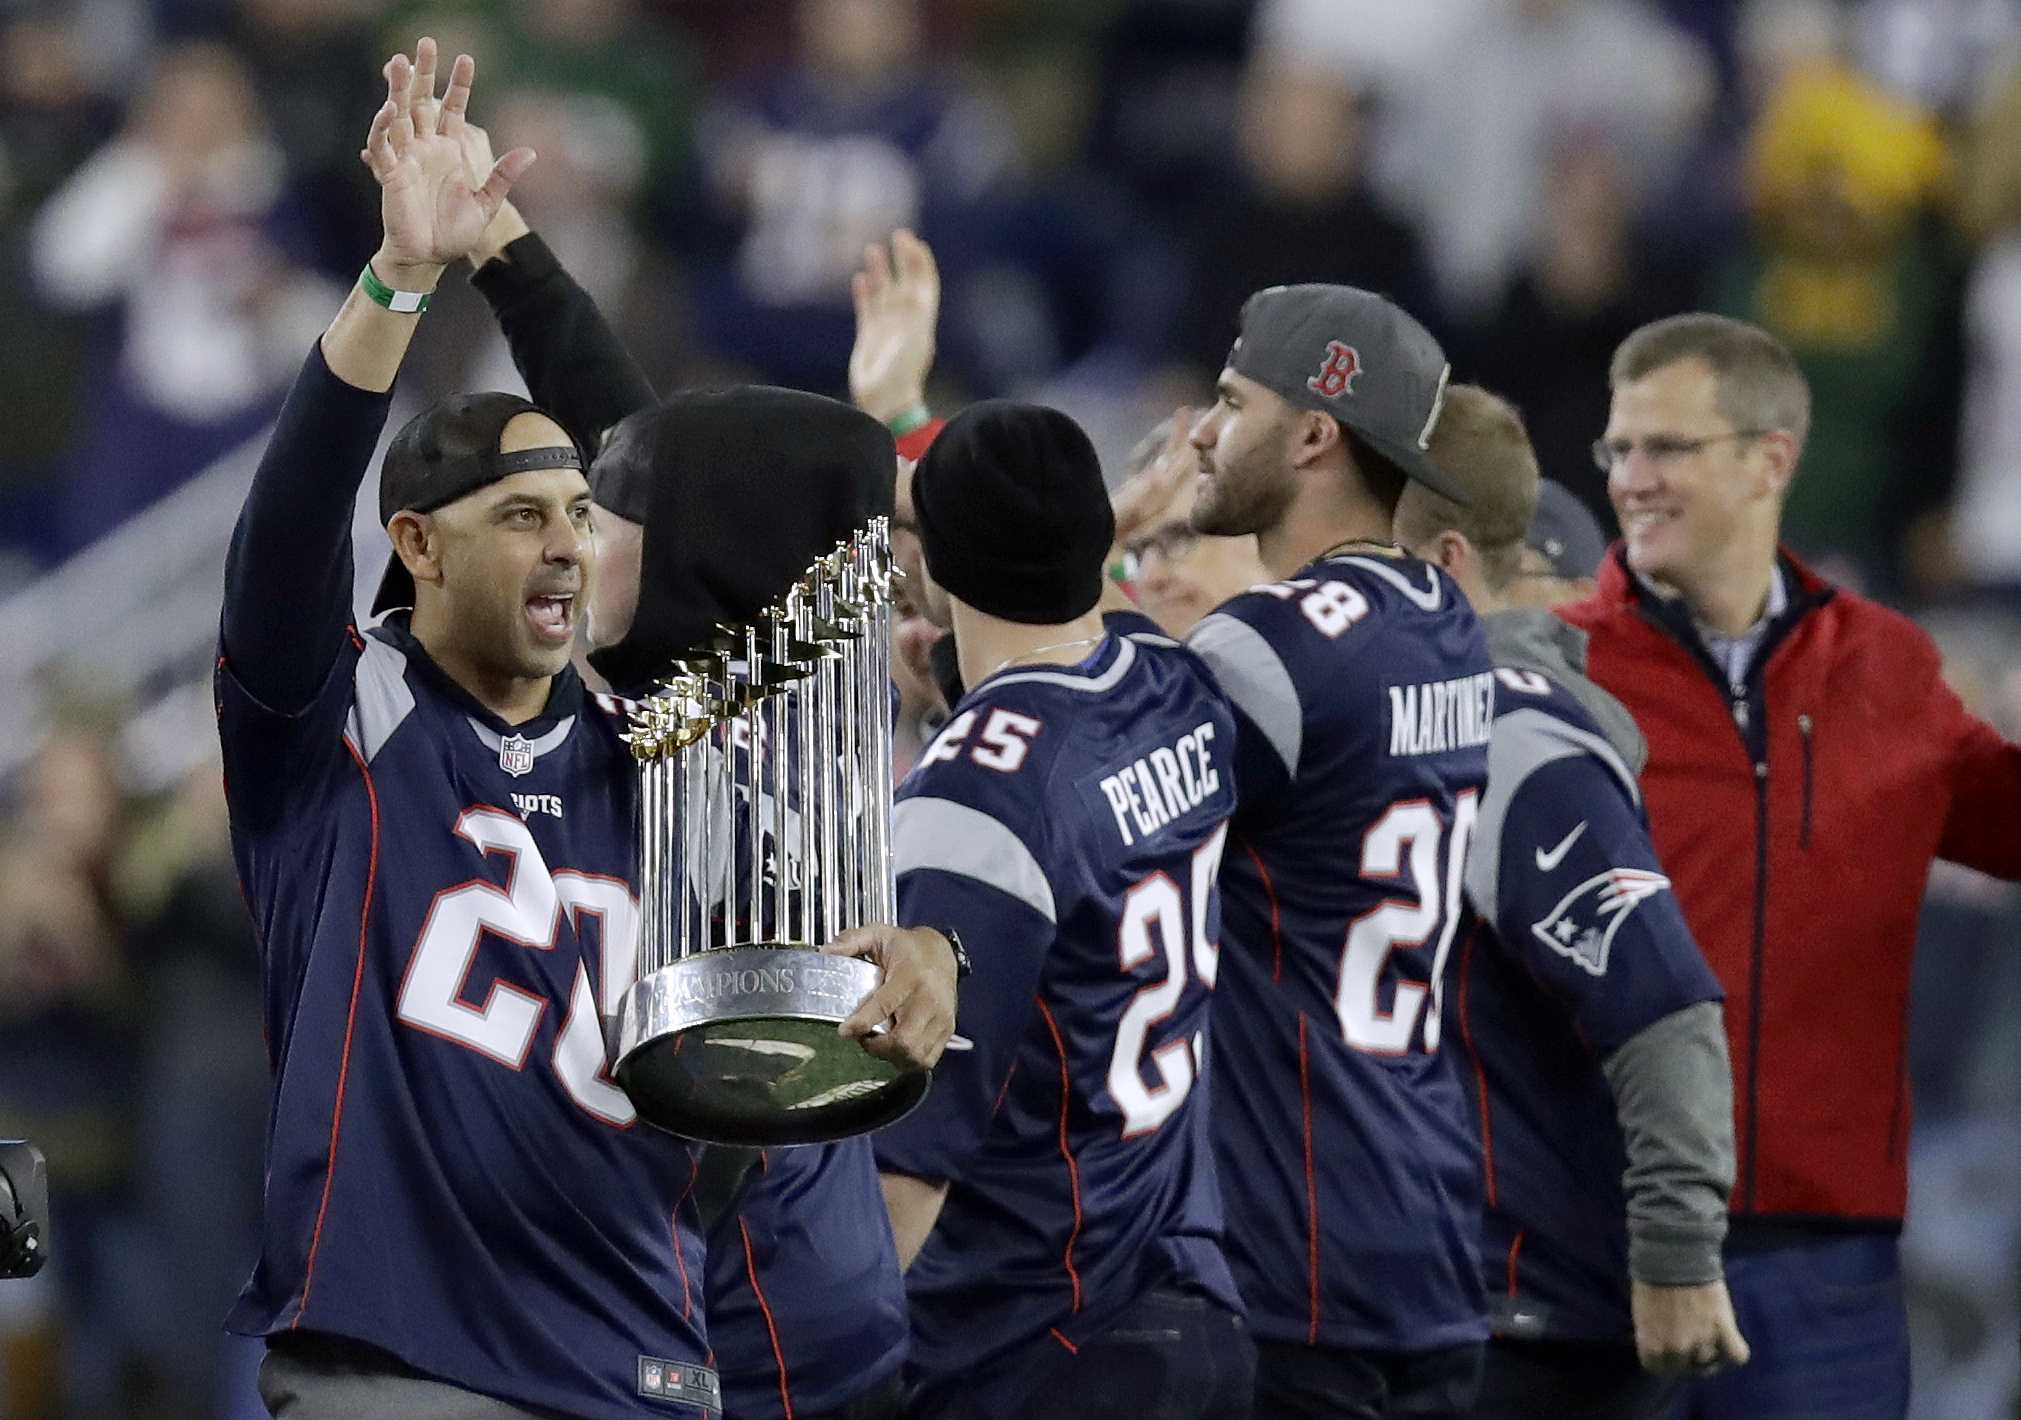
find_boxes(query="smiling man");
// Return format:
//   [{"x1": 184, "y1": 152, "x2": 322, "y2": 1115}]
[{"x1": 1562, "y1": 314, "x2": 2021, "y2": 1420}]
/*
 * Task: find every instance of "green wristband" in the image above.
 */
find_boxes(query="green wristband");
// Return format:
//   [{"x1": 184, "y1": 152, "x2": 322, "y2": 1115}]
[
  {"x1": 886, "y1": 403, "x2": 932, "y2": 438},
  {"x1": 359, "y1": 261, "x2": 432, "y2": 314}
]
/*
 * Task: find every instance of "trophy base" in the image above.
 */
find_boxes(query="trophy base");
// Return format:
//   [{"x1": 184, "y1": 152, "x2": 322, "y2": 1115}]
[{"x1": 612, "y1": 945, "x2": 931, "y2": 1146}]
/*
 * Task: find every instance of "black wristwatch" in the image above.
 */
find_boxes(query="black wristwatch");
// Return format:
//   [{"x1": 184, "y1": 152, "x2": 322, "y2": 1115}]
[{"x1": 932, "y1": 926, "x2": 973, "y2": 980}]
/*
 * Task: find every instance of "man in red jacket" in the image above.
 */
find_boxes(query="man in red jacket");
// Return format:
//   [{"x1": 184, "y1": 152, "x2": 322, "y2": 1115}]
[{"x1": 1560, "y1": 313, "x2": 2021, "y2": 1419}]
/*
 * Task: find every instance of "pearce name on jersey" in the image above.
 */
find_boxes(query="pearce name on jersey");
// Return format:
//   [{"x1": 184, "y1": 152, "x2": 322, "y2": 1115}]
[
  {"x1": 875, "y1": 617, "x2": 1242, "y2": 1416},
  {"x1": 1098, "y1": 721, "x2": 1222, "y2": 846}
]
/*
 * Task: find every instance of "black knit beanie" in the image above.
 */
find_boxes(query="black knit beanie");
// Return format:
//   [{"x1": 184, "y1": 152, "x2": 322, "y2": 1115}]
[{"x1": 911, "y1": 401, "x2": 1115, "y2": 625}]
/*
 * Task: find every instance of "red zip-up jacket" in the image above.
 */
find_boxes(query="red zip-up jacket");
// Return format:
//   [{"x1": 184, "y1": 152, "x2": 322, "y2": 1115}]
[{"x1": 1559, "y1": 546, "x2": 2021, "y2": 1224}]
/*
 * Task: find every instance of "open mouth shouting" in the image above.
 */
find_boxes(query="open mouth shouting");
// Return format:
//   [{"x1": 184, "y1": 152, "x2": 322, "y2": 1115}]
[{"x1": 525, "y1": 590, "x2": 578, "y2": 645}]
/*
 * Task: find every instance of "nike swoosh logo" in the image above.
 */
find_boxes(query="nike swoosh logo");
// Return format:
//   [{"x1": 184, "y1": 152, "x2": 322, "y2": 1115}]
[
  {"x1": 944, "y1": 1034, "x2": 974, "y2": 1052},
  {"x1": 1536, "y1": 822, "x2": 1587, "y2": 872}
]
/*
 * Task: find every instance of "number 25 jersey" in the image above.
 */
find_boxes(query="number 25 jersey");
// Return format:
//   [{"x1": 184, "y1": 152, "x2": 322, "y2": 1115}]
[
  {"x1": 1188, "y1": 553, "x2": 1493, "y2": 1354},
  {"x1": 873, "y1": 617, "x2": 1242, "y2": 1413}
]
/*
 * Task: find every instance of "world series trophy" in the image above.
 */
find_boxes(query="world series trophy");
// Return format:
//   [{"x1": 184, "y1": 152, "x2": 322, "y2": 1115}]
[{"x1": 611, "y1": 518, "x2": 928, "y2": 1145}]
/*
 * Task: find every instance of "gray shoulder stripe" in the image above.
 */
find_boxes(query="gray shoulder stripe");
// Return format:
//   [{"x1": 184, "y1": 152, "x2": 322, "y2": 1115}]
[
  {"x1": 1466, "y1": 705, "x2": 1640, "y2": 919},
  {"x1": 892, "y1": 795, "x2": 1056, "y2": 924},
  {"x1": 346, "y1": 637, "x2": 416, "y2": 765},
  {"x1": 1187, "y1": 612, "x2": 1300, "y2": 778}
]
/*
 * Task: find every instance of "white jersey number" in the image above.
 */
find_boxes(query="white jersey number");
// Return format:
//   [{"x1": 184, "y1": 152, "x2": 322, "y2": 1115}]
[
  {"x1": 1108, "y1": 824, "x2": 1229, "y2": 1136},
  {"x1": 1336, "y1": 792, "x2": 1478, "y2": 1056},
  {"x1": 397, "y1": 807, "x2": 639, "y2": 1127}
]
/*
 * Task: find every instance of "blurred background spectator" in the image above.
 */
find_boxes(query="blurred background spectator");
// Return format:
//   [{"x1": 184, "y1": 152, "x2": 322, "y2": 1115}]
[{"x1": 2, "y1": 1, "x2": 2018, "y2": 1416}]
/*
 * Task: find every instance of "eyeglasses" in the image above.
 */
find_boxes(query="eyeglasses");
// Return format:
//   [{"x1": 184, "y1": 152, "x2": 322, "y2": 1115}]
[
  {"x1": 1591, "y1": 430, "x2": 1771, "y2": 473},
  {"x1": 1122, "y1": 523, "x2": 1201, "y2": 576}
]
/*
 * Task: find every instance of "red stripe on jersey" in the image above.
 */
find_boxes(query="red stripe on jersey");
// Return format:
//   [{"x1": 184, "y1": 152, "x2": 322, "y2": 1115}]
[
  {"x1": 990, "y1": 1060, "x2": 1018, "y2": 1120},
  {"x1": 1455, "y1": 925, "x2": 1497, "y2": 1207},
  {"x1": 739, "y1": 1217, "x2": 795, "y2": 1420},
  {"x1": 1298, "y1": 1011, "x2": 1321, "y2": 1344},
  {"x1": 1035, "y1": 998, "x2": 1085, "y2": 1313},
  {"x1": 1048, "y1": 1327, "x2": 1079, "y2": 1355},
  {"x1": 1238, "y1": 836, "x2": 1288, "y2": 984},
  {"x1": 292, "y1": 736, "x2": 382, "y2": 1327},
  {"x1": 672, "y1": 1152, "x2": 701, "y2": 1322},
  {"x1": 1506, "y1": 1230, "x2": 1526, "y2": 1298}
]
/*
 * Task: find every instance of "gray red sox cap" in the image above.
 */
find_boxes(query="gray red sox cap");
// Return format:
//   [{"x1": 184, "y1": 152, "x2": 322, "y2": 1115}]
[{"x1": 1227, "y1": 283, "x2": 1466, "y2": 505}]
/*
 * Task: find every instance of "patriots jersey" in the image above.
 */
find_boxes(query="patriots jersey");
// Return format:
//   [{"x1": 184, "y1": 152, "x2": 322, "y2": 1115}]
[
  {"x1": 1186, "y1": 552, "x2": 1493, "y2": 1353},
  {"x1": 217, "y1": 617, "x2": 716, "y2": 1418},
  {"x1": 873, "y1": 615, "x2": 1242, "y2": 1418},
  {"x1": 705, "y1": 1138, "x2": 908, "y2": 1420},
  {"x1": 1454, "y1": 631, "x2": 1723, "y2": 1340}
]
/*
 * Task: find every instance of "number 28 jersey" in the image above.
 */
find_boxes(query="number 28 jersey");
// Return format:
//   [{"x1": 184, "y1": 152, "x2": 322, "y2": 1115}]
[
  {"x1": 1187, "y1": 553, "x2": 1493, "y2": 1353},
  {"x1": 873, "y1": 617, "x2": 1242, "y2": 1413}
]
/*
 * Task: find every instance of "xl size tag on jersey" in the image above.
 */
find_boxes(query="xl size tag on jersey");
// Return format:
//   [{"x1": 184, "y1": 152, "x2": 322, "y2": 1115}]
[
  {"x1": 638, "y1": 1355, "x2": 721, "y2": 1411},
  {"x1": 498, "y1": 733, "x2": 535, "y2": 777}
]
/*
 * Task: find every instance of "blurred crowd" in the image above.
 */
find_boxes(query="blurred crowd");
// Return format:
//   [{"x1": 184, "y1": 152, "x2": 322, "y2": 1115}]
[{"x1": 3, "y1": 0, "x2": 2021, "y2": 1417}]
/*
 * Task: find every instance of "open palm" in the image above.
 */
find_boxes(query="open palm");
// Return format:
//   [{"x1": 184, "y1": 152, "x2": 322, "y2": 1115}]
[{"x1": 361, "y1": 45, "x2": 533, "y2": 272}]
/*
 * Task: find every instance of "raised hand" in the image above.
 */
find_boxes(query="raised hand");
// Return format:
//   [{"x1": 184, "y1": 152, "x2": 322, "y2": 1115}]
[
  {"x1": 359, "y1": 41, "x2": 534, "y2": 285},
  {"x1": 849, "y1": 230, "x2": 941, "y2": 423}
]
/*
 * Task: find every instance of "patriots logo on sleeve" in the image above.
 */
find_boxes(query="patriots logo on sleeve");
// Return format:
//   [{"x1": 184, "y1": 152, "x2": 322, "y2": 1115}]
[{"x1": 1530, "y1": 868, "x2": 1670, "y2": 976}]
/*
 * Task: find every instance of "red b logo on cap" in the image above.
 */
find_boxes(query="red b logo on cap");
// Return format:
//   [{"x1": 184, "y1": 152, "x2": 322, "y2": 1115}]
[{"x1": 1307, "y1": 341, "x2": 1362, "y2": 399}]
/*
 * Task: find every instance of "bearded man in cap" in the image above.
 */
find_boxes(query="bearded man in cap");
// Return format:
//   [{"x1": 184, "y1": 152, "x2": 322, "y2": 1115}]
[
  {"x1": 1182, "y1": 285, "x2": 1495, "y2": 1418},
  {"x1": 854, "y1": 400, "x2": 1250, "y2": 1420}
]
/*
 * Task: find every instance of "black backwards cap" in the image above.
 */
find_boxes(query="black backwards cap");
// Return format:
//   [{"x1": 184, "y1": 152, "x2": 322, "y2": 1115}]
[
  {"x1": 586, "y1": 386, "x2": 896, "y2": 696},
  {"x1": 1227, "y1": 283, "x2": 1467, "y2": 505},
  {"x1": 912, "y1": 400, "x2": 1115, "y2": 626},
  {"x1": 372, "y1": 392, "x2": 584, "y2": 613}
]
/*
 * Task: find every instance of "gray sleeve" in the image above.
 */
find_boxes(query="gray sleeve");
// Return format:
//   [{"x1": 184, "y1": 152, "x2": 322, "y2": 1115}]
[{"x1": 1601, "y1": 1001, "x2": 1735, "y2": 1286}]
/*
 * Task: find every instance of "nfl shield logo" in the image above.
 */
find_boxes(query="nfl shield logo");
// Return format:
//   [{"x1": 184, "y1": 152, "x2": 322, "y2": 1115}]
[{"x1": 498, "y1": 734, "x2": 535, "y2": 777}]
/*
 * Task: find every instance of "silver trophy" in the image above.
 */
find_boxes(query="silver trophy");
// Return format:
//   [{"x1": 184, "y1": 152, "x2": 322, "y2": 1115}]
[{"x1": 611, "y1": 518, "x2": 927, "y2": 1145}]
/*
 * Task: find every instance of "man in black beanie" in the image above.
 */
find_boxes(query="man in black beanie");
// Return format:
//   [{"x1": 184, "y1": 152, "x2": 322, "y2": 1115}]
[
  {"x1": 457, "y1": 161, "x2": 953, "y2": 1420},
  {"x1": 850, "y1": 400, "x2": 1254, "y2": 1420}
]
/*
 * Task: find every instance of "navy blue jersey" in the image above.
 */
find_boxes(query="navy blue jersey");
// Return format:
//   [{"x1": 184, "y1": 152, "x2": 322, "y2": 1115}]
[
  {"x1": 873, "y1": 617, "x2": 1242, "y2": 1417},
  {"x1": 1455, "y1": 659, "x2": 1723, "y2": 1340},
  {"x1": 705, "y1": 1138, "x2": 908, "y2": 1420},
  {"x1": 1186, "y1": 552, "x2": 1493, "y2": 1353},
  {"x1": 217, "y1": 349, "x2": 715, "y2": 1418}
]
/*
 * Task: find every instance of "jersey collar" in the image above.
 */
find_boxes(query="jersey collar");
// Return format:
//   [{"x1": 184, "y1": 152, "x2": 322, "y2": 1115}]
[{"x1": 368, "y1": 611, "x2": 586, "y2": 736}]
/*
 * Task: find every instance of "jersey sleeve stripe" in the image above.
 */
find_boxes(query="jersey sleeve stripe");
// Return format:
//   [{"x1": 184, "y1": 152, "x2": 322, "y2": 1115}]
[
  {"x1": 892, "y1": 796, "x2": 1057, "y2": 924},
  {"x1": 1187, "y1": 611, "x2": 1301, "y2": 779},
  {"x1": 344, "y1": 637, "x2": 417, "y2": 765}
]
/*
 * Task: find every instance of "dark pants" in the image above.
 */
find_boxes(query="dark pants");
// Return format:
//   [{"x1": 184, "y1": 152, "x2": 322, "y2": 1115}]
[
  {"x1": 912, "y1": 1290, "x2": 1254, "y2": 1420},
  {"x1": 1472, "y1": 1338, "x2": 1676, "y2": 1420},
  {"x1": 1253, "y1": 1338, "x2": 1482, "y2": 1419},
  {"x1": 1671, "y1": 1233, "x2": 1909, "y2": 1420},
  {"x1": 259, "y1": 1335, "x2": 572, "y2": 1420}
]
